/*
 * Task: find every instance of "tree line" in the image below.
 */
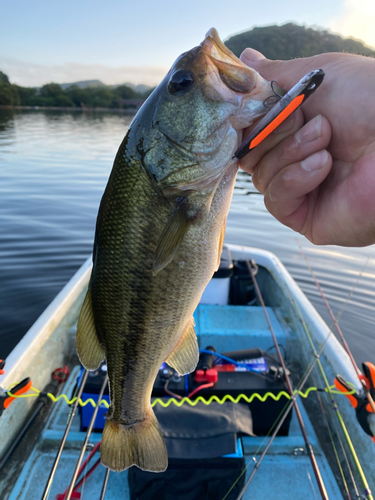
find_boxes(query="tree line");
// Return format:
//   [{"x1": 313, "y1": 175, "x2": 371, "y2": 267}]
[
  {"x1": 0, "y1": 71, "x2": 153, "y2": 108},
  {"x1": 2, "y1": 23, "x2": 374, "y2": 108},
  {"x1": 225, "y1": 23, "x2": 375, "y2": 60}
]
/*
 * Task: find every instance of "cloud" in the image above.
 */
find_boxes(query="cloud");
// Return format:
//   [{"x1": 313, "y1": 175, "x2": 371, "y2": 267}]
[
  {"x1": 0, "y1": 56, "x2": 169, "y2": 87},
  {"x1": 328, "y1": 0, "x2": 375, "y2": 49}
]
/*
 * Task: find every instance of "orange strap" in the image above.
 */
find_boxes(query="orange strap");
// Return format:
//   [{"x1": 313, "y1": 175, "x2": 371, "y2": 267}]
[
  {"x1": 364, "y1": 361, "x2": 375, "y2": 389},
  {"x1": 249, "y1": 94, "x2": 305, "y2": 149},
  {"x1": 4, "y1": 378, "x2": 32, "y2": 409},
  {"x1": 334, "y1": 377, "x2": 358, "y2": 409}
]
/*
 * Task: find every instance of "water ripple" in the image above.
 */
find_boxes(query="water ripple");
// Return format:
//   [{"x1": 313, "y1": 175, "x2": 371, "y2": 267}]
[{"x1": 1, "y1": 109, "x2": 375, "y2": 364}]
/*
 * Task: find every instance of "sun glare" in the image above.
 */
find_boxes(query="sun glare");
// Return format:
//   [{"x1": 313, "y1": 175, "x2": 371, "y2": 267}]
[{"x1": 329, "y1": 0, "x2": 375, "y2": 49}]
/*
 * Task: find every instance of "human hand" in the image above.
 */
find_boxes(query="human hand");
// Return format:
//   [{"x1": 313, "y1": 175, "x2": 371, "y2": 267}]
[{"x1": 239, "y1": 49, "x2": 375, "y2": 247}]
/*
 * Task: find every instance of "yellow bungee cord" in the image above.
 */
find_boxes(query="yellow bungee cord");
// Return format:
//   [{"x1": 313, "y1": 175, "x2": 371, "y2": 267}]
[{"x1": 6, "y1": 383, "x2": 355, "y2": 409}]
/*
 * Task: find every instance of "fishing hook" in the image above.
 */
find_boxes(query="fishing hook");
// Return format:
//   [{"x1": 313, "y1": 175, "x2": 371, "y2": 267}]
[{"x1": 271, "y1": 80, "x2": 284, "y2": 98}]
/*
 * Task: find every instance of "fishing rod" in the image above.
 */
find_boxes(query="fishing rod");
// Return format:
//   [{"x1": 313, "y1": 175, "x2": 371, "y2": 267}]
[
  {"x1": 41, "y1": 369, "x2": 89, "y2": 500},
  {"x1": 297, "y1": 240, "x2": 375, "y2": 415},
  {"x1": 230, "y1": 254, "x2": 372, "y2": 500},
  {"x1": 99, "y1": 468, "x2": 110, "y2": 500},
  {"x1": 64, "y1": 373, "x2": 108, "y2": 500},
  {"x1": 311, "y1": 373, "x2": 355, "y2": 500},
  {"x1": 287, "y1": 245, "x2": 373, "y2": 500},
  {"x1": 0, "y1": 376, "x2": 61, "y2": 471},
  {"x1": 245, "y1": 257, "x2": 329, "y2": 500},
  {"x1": 235, "y1": 303, "x2": 340, "y2": 500}
]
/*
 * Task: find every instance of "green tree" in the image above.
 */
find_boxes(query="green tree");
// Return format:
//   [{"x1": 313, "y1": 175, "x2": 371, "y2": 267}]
[
  {"x1": 89, "y1": 87, "x2": 113, "y2": 107},
  {"x1": 35, "y1": 83, "x2": 74, "y2": 106},
  {"x1": 40, "y1": 83, "x2": 64, "y2": 98},
  {"x1": 225, "y1": 23, "x2": 375, "y2": 60},
  {"x1": 65, "y1": 85, "x2": 87, "y2": 107},
  {"x1": 14, "y1": 85, "x2": 37, "y2": 105},
  {"x1": 0, "y1": 71, "x2": 20, "y2": 105},
  {"x1": 0, "y1": 71, "x2": 10, "y2": 84},
  {"x1": 0, "y1": 84, "x2": 14, "y2": 105},
  {"x1": 113, "y1": 85, "x2": 138, "y2": 100}
]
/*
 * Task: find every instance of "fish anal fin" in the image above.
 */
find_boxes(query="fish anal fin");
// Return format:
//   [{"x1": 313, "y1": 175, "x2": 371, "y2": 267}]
[
  {"x1": 76, "y1": 287, "x2": 105, "y2": 370},
  {"x1": 153, "y1": 202, "x2": 192, "y2": 275},
  {"x1": 166, "y1": 318, "x2": 199, "y2": 375},
  {"x1": 101, "y1": 412, "x2": 167, "y2": 472},
  {"x1": 217, "y1": 218, "x2": 226, "y2": 270}
]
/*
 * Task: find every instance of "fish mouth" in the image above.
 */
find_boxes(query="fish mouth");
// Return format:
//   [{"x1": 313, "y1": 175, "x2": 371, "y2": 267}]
[
  {"x1": 200, "y1": 28, "x2": 285, "y2": 99},
  {"x1": 201, "y1": 28, "x2": 244, "y2": 67},
  {"x1": 201, "y1": 28, "x2": 259, "y2": 94}
]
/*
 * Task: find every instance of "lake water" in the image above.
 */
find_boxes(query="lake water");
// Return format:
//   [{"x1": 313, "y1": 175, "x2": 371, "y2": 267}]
[{"x1": 1, "y1": 109, "x2": 374, "y2": 365}]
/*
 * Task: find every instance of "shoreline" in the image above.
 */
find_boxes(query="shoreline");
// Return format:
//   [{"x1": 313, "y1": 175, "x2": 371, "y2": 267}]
[{"x1": 0, "y1": 105, "x2": 139, "y2": 113}]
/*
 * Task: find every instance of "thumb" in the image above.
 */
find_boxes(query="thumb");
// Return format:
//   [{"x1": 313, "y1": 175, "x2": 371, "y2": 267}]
[
  {"x1": 240, "y1": 49, "x2": 321, "y2": 91},
  {"x1": 240, "y1": 48, "x2": 266, "y2": 64}
]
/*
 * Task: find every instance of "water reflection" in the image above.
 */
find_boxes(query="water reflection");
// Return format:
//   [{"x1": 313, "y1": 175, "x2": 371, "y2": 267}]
[{"x1": 0, "y1": 109, "x2": 374, "y2": 364}]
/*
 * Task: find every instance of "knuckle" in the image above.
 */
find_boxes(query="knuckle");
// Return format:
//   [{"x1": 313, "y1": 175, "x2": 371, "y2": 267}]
[
  {"x1": 239, "y1": 157, "x2": 255, "y2": 175},
  {"x1": 277, "y1": 136, "x2": 301, "y2": 164}
]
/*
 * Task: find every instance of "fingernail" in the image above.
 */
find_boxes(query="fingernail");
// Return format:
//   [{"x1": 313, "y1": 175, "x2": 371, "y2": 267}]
[
  {"x1": 295, "y1": 115, "x2": 322, "y2": 145},
  {"x1": 240, "y1": 48, "x2": 266, "y2": 65},
  {"x1": 301, "y1": 150, "x2": 328, "y2": 171}
]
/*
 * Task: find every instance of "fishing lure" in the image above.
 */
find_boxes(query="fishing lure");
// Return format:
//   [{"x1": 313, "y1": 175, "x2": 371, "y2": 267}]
[{"x1": 235, "y1": 69, "x2": 325, "y2": 160}]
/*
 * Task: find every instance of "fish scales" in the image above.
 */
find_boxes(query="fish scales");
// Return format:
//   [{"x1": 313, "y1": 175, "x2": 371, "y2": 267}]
[{"x1": 76, "y1": 27, "x2": 277, "y2": 472}]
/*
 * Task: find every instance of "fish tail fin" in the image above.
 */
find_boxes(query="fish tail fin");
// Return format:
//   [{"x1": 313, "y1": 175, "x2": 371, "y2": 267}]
[
  {"x1": 101, "y1": 412, "x2": 168, "y2": 472},
  {"x1": 76, "y1": 288, "x2": 105, "y2": 370}
]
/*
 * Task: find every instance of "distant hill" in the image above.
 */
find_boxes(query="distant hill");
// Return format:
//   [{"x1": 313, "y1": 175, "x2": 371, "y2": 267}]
[
  {"x1": 113, "y1": 82, "x2": 153, "y2": 94},
  {"x1": 225, "y1": 23, "x2": 375, "y2": 60},
  {"x1": 59, "y1": 80, "x2": 153, "y2": 95},
  {"x1": 60, "y1": 79, "x2": 105, "y2": 90}
]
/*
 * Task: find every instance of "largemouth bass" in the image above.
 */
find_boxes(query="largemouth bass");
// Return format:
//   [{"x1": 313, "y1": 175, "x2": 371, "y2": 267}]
[{"x1": 76, "y1": 28, "x2": 276, "y2": 472}]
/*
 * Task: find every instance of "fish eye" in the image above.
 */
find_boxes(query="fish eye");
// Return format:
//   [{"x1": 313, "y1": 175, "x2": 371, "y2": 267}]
[{"x1": 168, "y1": 70, "x2": 194, "y2": 95}]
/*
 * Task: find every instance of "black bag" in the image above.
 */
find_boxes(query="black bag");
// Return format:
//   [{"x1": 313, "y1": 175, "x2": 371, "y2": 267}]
[
  {"x1": 128, "y1": 402, "x2": 254, "y2": 500},
  {"x1": 128, "y1": 454, "x2": 245, "y2": 500}
]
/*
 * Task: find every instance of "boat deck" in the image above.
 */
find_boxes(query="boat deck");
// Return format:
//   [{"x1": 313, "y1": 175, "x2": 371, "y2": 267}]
[{"x1": 8, "y1": 304, "x2": 344, "y2": 499}]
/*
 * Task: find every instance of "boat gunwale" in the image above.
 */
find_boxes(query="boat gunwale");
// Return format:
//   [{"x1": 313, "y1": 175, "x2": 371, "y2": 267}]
[{"x1": 0, "y1": 257, "x2": 92, "y2": 389}]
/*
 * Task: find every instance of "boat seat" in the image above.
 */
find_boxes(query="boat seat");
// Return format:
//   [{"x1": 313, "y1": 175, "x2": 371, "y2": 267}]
[{"x1": 194, "y1": 304, "x2": 286, "y2": 353}]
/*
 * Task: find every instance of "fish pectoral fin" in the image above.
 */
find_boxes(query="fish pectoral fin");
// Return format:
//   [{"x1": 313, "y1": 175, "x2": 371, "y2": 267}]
[
  {"x1": 153, "y1": 201, "x2": 193, "y2": 275},
  {"x1": 166, "y1": 318, "x2": 199, "y2": 376},
  {"x1": 76, "y1": 287, "x2": 105, "y2": 370}
]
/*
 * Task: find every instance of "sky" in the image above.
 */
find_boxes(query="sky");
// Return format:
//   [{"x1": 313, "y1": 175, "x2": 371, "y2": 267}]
[{"x1": 1, "y1": 0, "x2": 375, "y2": 88}]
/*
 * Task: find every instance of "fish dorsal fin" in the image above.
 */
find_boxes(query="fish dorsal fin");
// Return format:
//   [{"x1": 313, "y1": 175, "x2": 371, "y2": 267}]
[
  {"x1": 166, "y1": 318, "x2": 199, "y2": 376},
  {"x1": 76, "y1": 287, "x2": 105, "y2": 370},
  {"x1": 153, "y1": 201, "x2": 192, "y2": 275}
]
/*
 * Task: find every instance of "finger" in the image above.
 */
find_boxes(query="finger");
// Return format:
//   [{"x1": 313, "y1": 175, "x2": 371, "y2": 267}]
[
  {"x1": 264, "y1": 149, "x2": 332, "y2": 233},
  {"x1": 239, "y1": 108, "x2": 305, "y2": 174},
  {"x1": 252, "y1": 115, "x2": 331, "y2": 194},
  {"x1": 240, "y1": 48, "x2": 266, "y2": 62},
  {"x1": 240, "y1": 48, "x2": 325, "y2": 91},
  {"x1": 240, "y1": 50, "x2": 346, "y2": 129}
]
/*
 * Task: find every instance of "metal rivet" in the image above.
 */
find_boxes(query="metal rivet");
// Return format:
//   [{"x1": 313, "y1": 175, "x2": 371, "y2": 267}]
[{"x1": 293, "y1": 447, "x2": 304, "y2": 455}]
